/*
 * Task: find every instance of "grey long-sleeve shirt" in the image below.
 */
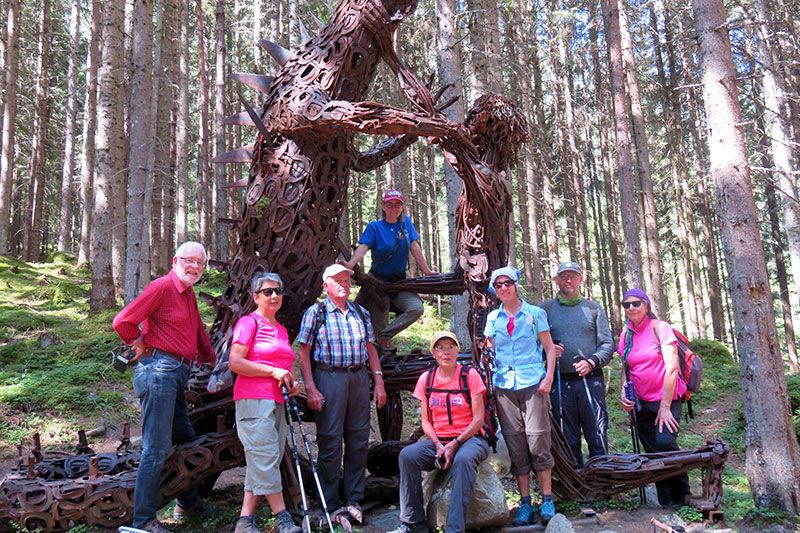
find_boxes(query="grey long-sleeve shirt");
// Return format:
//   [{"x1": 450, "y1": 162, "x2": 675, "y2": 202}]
[{"x1": 542, "y1": 298, "x2": 613, "y2": 376}]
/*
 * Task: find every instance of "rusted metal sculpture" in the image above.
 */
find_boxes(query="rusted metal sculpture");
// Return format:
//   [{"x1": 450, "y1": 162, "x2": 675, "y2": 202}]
[{"x1": 204, "y1": 0, "x2": 467, "y2": 350}]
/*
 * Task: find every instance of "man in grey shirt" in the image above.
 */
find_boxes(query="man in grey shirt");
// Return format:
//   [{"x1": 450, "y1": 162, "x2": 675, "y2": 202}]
[{"x1": 544, "y1": 261, "x2": 613, "y2": 467}]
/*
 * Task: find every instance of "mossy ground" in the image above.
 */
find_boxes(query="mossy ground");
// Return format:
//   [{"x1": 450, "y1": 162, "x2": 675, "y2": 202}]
[{"x1": 0, "y1": 256, "x2": 796, "y2": 530}]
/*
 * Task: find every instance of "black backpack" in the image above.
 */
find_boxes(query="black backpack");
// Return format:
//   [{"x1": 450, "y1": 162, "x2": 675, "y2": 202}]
[{"x1": 424, "y1": 364, "x2": 499, "y2": 451}]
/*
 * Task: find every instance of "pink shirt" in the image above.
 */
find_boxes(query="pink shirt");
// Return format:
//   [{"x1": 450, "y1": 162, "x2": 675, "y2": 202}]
[
  {"x1": 617, "y1": 316, "x2": 687, "y2": 402},
  {"x1": 231, "y1": 312, "x2": 295, "y2": 402},
  {"x1": 413, "y1": 364, "x2": 486, "y2": 438}
]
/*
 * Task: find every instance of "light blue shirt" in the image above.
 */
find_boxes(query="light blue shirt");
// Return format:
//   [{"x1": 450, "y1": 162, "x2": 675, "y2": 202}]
[{"x1": 483, "y1": 300, "x2": 549, "y2": 390}]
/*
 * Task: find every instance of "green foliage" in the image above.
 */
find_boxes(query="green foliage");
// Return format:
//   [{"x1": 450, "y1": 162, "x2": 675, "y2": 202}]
[
  {"x1": 689, "y1": 338, "x2": 735, "y2": 366},
  {"x1": 785, "y1": 373, "x2": 800, "y2": 439},
  {"x1": 677, "y1": 505, "x2": 704, "y2": 523}
]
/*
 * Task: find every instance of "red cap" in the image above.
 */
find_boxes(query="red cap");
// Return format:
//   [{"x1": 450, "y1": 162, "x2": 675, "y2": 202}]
[{"x1": 382, "y1": 189, "x2": 405, "y2": 204}]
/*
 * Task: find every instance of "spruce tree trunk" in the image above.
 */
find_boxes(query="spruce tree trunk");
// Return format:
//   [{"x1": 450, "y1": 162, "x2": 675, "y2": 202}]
[
  {"x1": 617, "y1": 0, "x2": 666, "y2": 316},
  {"x1": 753, "y1": 0, "x2": 800, "y2": 334},
  {"x1": 175, "y1": 0, "x2": 189, "y2": 244},
  {"x1": 0, "y1": 0, "x2": 19, "y2": 255},
  {"x1": 92, "y1": 0, "x2": 126, "y2": 310},
  {"x1": 213, "y1": 0, "x2": 228, "y2": 259},
  {"x1": 22, "y1": 0, "x2": 52, "y2": 262},
  {"x1": 435, "y1": 0, "x2": 470, "y2": 348},
  {"x1": 694, "y1": 0, "x2": 800, "y2": 513},
  {"x1": 125, "y1": 0, "x2": 155, "y2": 301},
  {"x1": 602, "y1": 0, "x2": 643, "y2": 290},
  {"x1": 196, "y1": 0, "x2": 213, "y2": 248},
  {"x1": 78, "y1": 0, "x2": 101, "y2": 267},
  {"x1": 58, "y1": 0, "x2": 81, "y2": 252}
]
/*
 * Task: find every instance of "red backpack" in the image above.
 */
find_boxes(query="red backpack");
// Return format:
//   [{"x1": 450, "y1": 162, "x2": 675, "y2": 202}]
[{"x1": 653, "y1": 321, "x2": 703, "y2": 417}]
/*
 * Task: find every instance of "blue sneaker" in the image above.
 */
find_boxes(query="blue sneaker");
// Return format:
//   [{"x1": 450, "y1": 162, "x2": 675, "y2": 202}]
[
  {"x1": 512, "y1": 502, "x2": 536, "y2": 526},
  {"x1": 539, "y1": 499, "x2": 556, "y2": 524}
]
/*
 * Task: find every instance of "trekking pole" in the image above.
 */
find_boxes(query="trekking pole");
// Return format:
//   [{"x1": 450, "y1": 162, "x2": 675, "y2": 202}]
[
  {"x1": 576, "y1": 351, "x2": 607, "y2": 454},
  {"x1": 282, "y1": 386, "x2": 336, "y2": 533},
  {"x1": 623, "y1": 380, "x2": 645, "y2": 504},
  {"x1": 281, "y1": 386, "x2": 312, "y2": 533},
  {"x1": 553, "y1": 339, "x2": 564, "y2": 432}
]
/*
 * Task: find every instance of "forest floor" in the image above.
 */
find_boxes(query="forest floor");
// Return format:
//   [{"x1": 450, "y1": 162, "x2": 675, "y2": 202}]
[{"x1": 1, "y1": 255, "x2": 798, "y2": 532}]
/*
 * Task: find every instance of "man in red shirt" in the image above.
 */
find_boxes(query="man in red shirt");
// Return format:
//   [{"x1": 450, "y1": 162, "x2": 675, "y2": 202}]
[{"x1": 113, "y1": 241, "x2": 217, "y2": 532}]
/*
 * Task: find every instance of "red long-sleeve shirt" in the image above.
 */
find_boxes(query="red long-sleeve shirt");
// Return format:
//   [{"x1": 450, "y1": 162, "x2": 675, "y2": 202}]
[{"x1": 112, "y1": 270, "x2": 216, "y2": 364}]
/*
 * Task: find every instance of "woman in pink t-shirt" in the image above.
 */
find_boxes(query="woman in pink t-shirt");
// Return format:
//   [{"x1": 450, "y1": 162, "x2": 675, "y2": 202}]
[
  {"x1": 228, "y1": 273, "x2": 301, "y2": 533},
  {"x1": 392, "y1": 331, "x2": 490, "y2": 533},
  {"x1": 618, "y1": 288, "x2": 690, "y2": 507}
]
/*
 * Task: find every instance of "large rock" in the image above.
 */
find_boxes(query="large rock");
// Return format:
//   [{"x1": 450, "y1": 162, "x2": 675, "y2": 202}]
[
  {"x1": 544, "y1": 513, "x2": 574, "y2": 533},
  {"x1": 422, "y1": 460, "x2": 508, "y2": 529}
]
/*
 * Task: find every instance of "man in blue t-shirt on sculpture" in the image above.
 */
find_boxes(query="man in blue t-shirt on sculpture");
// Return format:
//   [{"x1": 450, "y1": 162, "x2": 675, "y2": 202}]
[{"x1": 344, "y1": 189, "x2": 437, "y2": 349}]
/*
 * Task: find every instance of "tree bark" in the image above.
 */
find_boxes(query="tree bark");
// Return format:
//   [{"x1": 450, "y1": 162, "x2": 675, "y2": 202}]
[
  {"x1": 617, "y1": 0, "x2": 667, "y2": 316},
  {"x1": 213, "y1": 0, "x2": 228, "y2": 259},
  {"x1": 58, "y1": 0, "x2": 81, "y2": 252},
  {"x1": 78, "y1": 0, "x2": 101, "y2": 267},
  {"x1": 22, "y1": 0, "x2": 52, "y2": 262},
  {"x1": 124, "y1": 0, "x2": 155, "y2": 301},
  {"x1": 694, "y1": 0, "x2": 800, "y2": 513},
  {"x1": 92, "y1": 0, "x2": 126, "y2": 310},
  {"x1": 435, "y1": 0, "x2": 470, "y2": 348},
  {"x1": 0, "y1": 0, "x2": 19, "y2": 255},
  {"x1": 196, "y1": 0, "x2": 213, "y2": 248},
  {"x1": 175, "y1": 0, "x2": 189, "y2": 244},
  {"x1": 602, "y1": 0, "x2": 642, "y2": 290},
  {"x1": 753, "y1": 0, "x2": 800, "y2": 335}
]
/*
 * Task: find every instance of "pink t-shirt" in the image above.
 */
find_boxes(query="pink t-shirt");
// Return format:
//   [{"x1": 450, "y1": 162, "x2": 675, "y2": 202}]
[
  {"x1": 413, "y1": 364, "x2": 486, "y2": 438},
  {"x1": 231, "y1": 313, "x2": 295, "y2": 402},
  {"x1": 617, "y1": 317, "x2": 687, "y2": 402}
]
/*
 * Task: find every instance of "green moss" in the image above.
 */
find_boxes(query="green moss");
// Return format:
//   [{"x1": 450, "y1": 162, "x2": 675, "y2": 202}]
[{"x1": 689, "y1": 338, "x2": 735, "y2": 366}]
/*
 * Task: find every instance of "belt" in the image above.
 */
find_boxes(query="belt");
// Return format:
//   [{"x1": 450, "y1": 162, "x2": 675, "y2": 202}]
[
  {"x1": 560, "y1": 369, "x2": 603, "y2": 381},
  {"x1": 145, "y1": 347, "x2": 194, "y2": 366},
  {"x1": 314, "y1": 362, "x2": 366, "y2": 373}
]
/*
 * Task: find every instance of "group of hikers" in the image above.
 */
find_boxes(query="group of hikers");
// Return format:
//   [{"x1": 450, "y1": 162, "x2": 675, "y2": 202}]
[{"x1": 113, "y1": 189, "x2": 691, "y2": 533}]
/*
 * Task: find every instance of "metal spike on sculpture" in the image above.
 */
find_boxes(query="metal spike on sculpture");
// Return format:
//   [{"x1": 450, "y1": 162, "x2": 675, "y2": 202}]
[{"x1": 0, "y1": 0, "x2": 730, "y2": 529}]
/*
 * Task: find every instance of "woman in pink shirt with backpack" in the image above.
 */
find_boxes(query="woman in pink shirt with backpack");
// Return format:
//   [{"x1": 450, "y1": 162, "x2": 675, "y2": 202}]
[
  {"x1": 618, "y1": 288, "x2": 691, "y2": 508},
  {"x1": 228, "y1": 273, "x2": 302, "y2": 533}
]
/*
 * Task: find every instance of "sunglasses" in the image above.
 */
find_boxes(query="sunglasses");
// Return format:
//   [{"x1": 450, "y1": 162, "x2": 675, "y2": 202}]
[
  {"x1": 257, "y1": 287, "x2": 283, "y2": 296},
  {"x1": 622, "y1": 300, "x2": 644, "y2": 309},
  {"x1": 493, "y1": 280, "x2": 515, "y2": 288}
]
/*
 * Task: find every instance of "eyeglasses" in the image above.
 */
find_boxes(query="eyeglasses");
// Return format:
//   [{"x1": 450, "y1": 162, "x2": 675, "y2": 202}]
[
  {"x1": 493, "y1": 280, "x2": 515, "y2": 288},
  {"x1": 384, "y1": 201, "x2": 403, "y2": 208},
  {"x1": 256, "y1": 287, "x2": 283, "y2": 296},
  {"x1": 622, "y1": 300, "x2": 644, "y2": 309},
  {"x1": 178, "y1": 257, "x2": 204, "y2": 267}
]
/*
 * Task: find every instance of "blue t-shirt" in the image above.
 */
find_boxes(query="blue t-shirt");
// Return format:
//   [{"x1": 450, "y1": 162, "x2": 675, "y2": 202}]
[
  {"x1": 358, "y1": 215, "x2": 420, "y2": 279},
  {"x1": 483, "y1": 300, "x2": 550, "y2": 390}
]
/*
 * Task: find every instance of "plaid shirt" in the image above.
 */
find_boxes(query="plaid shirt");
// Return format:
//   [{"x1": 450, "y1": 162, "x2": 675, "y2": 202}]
[{"x1": 297, "y1": 298, "x2": 375, "y2": 367}]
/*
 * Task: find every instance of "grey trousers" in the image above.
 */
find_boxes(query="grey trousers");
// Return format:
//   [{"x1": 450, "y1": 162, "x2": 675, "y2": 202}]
[
  {"x1": 312, "y1": 366, "x2": 371, "y2": 509},
  {"x1": 398, "y1": 437, "x2": 490, "y2": 533},
  {"x1": 363, "y1": 290, "x2": 424, "y2": 339}
]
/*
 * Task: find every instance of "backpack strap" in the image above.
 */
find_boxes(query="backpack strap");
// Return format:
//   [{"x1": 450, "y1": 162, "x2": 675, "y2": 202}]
[{"x1": 310, "y1": 301, "x2": 327, "y2": 361}]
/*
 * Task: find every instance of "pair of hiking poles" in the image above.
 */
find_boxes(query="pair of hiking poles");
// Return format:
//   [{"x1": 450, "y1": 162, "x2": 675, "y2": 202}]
[
  {"x1": 553, "y1": 349, "x2": 608, "y2": 456},
  {"x1": 281, "y1": 385, "x2": 336, "y2": 533}
]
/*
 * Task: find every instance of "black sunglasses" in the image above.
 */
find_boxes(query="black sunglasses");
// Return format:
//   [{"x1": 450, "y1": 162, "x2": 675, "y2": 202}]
[
  {"x1": 622, "y1": 300, "x2": 644, "y2": 309},
  {"x1": 257, "y1": 287, "x2": 283, "y2": 296},
  {"x1": 493, "y1": 280, "x2": 515, "y2": 288}
]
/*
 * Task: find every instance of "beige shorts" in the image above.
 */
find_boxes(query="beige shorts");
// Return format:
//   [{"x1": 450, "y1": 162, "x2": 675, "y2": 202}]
[
  {"x1": 495, "y1": 386, "x2": 554, "y2": 475},
  {"x1": 235, "y1": 398, "x2": 289, "y2": 495}
]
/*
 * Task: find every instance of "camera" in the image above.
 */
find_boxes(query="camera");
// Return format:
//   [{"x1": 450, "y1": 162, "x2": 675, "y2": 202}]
[
  {"x1": 434, "y1": 455, "x2": 447, "y2": 470},
  {"x1": 113, "y1": 350, "x2": 133, "y2": 373}
]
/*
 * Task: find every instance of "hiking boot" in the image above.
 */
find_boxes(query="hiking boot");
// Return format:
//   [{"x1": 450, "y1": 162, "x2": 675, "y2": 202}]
[
  {"x1": 512, "y1": 501, "x2": 537, "y2": 526},
  {"x1": 539, "y1": 499, "x2": 556, "y2": 524},
  {"x1": 172, "y1": 499, "x2": 206, "y2": 521},
  {"x1": 234, "y1": 515, "x2": 262, "y2": 533},
  {"x1": 388, "y1": 522, "x2": 428, "y2": 533},
  {"x1": 274, "y1": 510, "x2": 301, "y2": 533},
  {"x1": 141, "y1": 519, "x2": 174, "y2": 533}
]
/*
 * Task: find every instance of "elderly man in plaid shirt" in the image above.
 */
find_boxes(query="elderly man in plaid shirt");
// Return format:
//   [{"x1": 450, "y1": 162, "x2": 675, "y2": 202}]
[{"x1": 297, "y1": 264, "x2": 387, "y2": 522}]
